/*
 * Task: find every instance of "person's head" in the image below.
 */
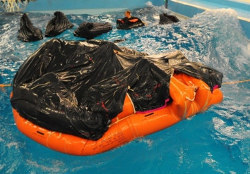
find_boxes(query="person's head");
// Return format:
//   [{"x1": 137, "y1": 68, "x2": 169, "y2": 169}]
[{"x1": 124, "y1": 10, "x2": 131, "y2": 18}]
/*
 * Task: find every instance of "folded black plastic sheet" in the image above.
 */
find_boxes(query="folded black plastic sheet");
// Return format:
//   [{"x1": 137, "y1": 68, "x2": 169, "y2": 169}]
[
  {"x1": 74, "y1": 22, "x2": 112, "y2": 39},
  {"x1": 18, "y1": 13, "x2": 43, "y2": 42},
  {"x1": 11, "y1": 39, "x2": 223, "y2": 140},
  {"x1": 45, "y1": 11, "x2": 73, "y2": 37},
  {"x1": 159, "y1": 13, "x2": 179, "y2": 25}
]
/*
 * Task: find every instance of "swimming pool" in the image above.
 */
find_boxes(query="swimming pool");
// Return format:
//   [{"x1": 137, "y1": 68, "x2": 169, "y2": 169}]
[{"x1": 0, "y1": 4, "x2": 250, "y2": 174}]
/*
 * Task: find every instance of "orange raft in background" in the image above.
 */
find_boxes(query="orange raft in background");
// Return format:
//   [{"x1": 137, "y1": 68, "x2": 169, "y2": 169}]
[{"x1": 12, "y1": 73, "x2": 223, "y2": 156}]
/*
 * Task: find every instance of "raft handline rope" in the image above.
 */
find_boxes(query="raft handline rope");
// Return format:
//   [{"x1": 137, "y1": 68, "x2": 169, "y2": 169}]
[
  {"x1": 0, "y1": 79, "x2": 249, "y2": 88},
  {"x1": 222, "y1": 79, "x2": 250, "y2": 85},
  {"x1": 0, "y1": 84, "x2": 11, "y2": 87}
]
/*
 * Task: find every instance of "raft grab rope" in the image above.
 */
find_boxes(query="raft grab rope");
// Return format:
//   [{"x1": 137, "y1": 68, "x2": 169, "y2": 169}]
[{"x1": 0, "y1": 79, "x2": 249, "y2": 88}]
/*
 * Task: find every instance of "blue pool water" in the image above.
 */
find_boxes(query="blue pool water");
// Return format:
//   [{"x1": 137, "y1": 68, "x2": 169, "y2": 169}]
[
  {"x1": 169, "y1": 0, "x2": 250, "y2": 19},
  {"x1": 0, "y1": 5, "x2": 250, "y2": 174},
  {"x1": 168, "y1": 0, "x2": 250, "y2": 39}
]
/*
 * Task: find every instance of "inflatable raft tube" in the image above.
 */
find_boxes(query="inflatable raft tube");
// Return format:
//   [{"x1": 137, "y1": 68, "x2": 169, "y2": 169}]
[{"x1": 12, "y1": 73, "x2": 223, "y2": 156}]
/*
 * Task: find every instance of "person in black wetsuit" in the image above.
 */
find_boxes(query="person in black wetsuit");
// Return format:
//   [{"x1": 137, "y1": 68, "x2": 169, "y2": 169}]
[{"x1": 116, "y1": 10, "x2": 145, "y2": 29}]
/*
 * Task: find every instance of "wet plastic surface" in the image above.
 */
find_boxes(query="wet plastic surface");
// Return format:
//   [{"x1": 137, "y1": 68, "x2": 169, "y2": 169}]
[
  {"x1": 159, "y1": 13, "x2": 180, "y2": 24},
  {"x1": 74, "y1": 22, "x2": 112, "y2": 39},
  {"x1": 18, "y1": 13, "x2": 43, "y2": 42},
  {"x1": 45, "y1": 11, "x2": 73, "y2": 37}
]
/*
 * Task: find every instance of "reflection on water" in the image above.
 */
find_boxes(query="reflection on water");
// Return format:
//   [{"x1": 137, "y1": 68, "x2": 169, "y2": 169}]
[{"x1": 0, "y1": 6, "x2": 249, "y2": 174}]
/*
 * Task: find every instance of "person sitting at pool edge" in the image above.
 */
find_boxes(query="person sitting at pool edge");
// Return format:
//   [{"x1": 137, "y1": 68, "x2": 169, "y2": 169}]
[{"x1": 116, "y1": 10, "x2": 145, "y2": 29}]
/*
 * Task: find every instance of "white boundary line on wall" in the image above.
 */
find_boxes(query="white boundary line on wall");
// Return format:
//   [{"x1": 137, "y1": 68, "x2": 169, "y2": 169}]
[{"x1": 171, "y1": 0, "x2": 250, "y2": 22}]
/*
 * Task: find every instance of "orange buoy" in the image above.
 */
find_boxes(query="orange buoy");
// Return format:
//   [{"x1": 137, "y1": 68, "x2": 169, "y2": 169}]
[{"x1": 12, "y1": 73, "x2": 223, "y2": 155}]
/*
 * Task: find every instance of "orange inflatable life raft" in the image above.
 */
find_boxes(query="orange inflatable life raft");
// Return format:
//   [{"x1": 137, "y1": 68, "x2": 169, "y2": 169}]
[
  {"x1": 12, "y1": 73, "x2": 223, "y2": 156},
  {"x1": 116, "y1": 17, "x2": 145, "y2": 29}
]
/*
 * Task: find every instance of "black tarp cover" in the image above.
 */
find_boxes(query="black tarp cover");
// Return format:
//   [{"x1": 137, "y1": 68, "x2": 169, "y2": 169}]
[
  {"x1": 159, "y1": 13, "x2": 179, "y2": 25},
  {"x1": 11, "y1": 39, "x2": 223, "y2": 140},
  {"x1": 45, "y1": 11, "x2": 73, "y2": 37},
  {"x1": 18, "y1": 13, "x2": 43, "y2": 42},
  {"x1": 74, "y1": 22, "x2": 112, "y2": 39}
]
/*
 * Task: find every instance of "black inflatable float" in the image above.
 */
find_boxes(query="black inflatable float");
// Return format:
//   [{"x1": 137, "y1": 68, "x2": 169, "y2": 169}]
[
  {"x1": 45, "y1": 11, "x2": 73, "y2": 37},
  {"x1": 17, "y1": 13, "x2": 43, "y2": 42},
  {"x1": 116, "y1": 17, "x2": 145, "y2": 29},
  {"x1": 11, "y1": 39, "x2": 223, "y2": 140},
  {"x1": 159, "y1": 13, "x2": 179, "y2": 24},
  {"x1": 74, "y1": 22, "x2": 112, "y2": 39}
]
